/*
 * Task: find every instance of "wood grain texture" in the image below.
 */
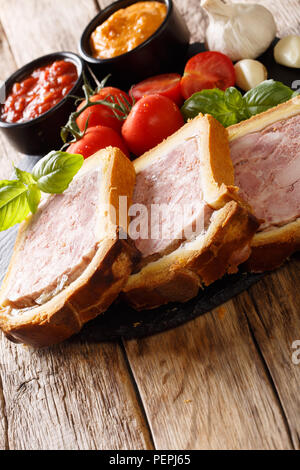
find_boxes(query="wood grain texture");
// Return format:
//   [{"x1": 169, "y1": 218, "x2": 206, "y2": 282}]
[
  {"x1": 0, "y1": 336, "x2": 153, "y2": 450},
  {"x1": 124, "y1": 301, "x2": 293, "y2": 450},
  {"x1": 0, "y1": 20, "x2": 20, "y2": 180},
  {"x1": 0, "y1": 0, "x2": 98, "y2": 67},
  {"x1": 233, "y1": 258, "x2": 300, "y2": 449},
  {"x1": 0, "y1": 0, "x2": 153, "y2": 450},
  {"x1": 0, "y1": 373, "x2": 8, "y2": 449}
]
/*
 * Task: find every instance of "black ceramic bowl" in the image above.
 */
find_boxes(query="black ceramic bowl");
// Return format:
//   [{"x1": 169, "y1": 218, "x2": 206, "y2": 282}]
[
  {"x1": 79, "y1": 0, "x2": 190, "y2": 89},
  {"x1": 0, "y1": 52, "x2": 84, "y2": 156}
]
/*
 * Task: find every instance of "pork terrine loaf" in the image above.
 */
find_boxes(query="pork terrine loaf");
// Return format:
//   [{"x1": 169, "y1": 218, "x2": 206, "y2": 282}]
[
  {"x1": 228, "y1": 95, "x2": 300, "y2": 271},
  {"x1": 123, "y1": 114, "x2": 259, "y2": 310},
  {"x1": 0, "y1": 147, "x2": 138, "y2": 347}
]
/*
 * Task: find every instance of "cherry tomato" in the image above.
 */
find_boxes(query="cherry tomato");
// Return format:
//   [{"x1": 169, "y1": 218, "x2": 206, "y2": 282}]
[
  {"x1": 180, "y1": 51, "x2": 236, "y2": 100},
  {"x1": 130, "y1": 73, "x2": 183, "y2": 107},
  {"x1": 76, "y1": 87, "x2": 131, "y2": 133},
  {"x1": 121, "y1": 94, "x2": 184, "y2": 157},
  {"x1": 67, "y1": 125, "x2": 130, "y2": 159}
]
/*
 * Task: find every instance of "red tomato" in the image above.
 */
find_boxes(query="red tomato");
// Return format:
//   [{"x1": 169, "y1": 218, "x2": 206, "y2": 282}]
[
  {"x1": 121, "y1": 94, "x2": 184, "y2": 157},
  {"x1": 180, "y1": 51, "x2": 236, "y2": 100},
  {"x1": 130, "y1": 73, "x2": 183, "y2": 106},
  {"x1": 76, "y1": 87, "x2": 131, "y2": 133},
  {"x1": 67, "y1": 125, "x2": 130, "y2": 159}
]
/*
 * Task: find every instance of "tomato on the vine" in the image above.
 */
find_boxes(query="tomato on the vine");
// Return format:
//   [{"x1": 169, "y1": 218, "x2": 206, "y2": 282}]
[
  {"x1": 121, "y1": 94, "x2": 184, "y2": 157},
  {"x1": 130, "y1": 73, "x2": 183, "y2": 107},
  {"x1": 180, "y1": 51, "x2": 236, "y2": 100},
  {"x1": 67, "y1": 125, "x2": 130, "y2": 159},
  {"x1": 76, "y1": 87, "x2": 131, "y2": 133}
]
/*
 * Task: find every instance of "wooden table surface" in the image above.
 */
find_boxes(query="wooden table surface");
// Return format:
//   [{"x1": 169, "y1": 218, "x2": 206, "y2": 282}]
[{"x1": 0, "y1": 0, "x2": 299, "y2": 450}]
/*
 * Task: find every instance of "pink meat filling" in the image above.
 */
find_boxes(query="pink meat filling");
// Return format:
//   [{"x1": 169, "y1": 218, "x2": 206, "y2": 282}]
[
  {"x1": 230, "y1": 114, "x2": 300, "y2": 231},
  {"x1": 6, "y1": 170, "x2": 100, "y2": 308},
  {"x1": 132, "y1": 138, "x2": 213, "y2": 257}
]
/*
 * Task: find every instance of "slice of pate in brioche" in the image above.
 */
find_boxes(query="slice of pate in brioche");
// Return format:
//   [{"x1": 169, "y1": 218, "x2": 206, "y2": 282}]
[
  {"x1": 123, "y1": 114, "x2": 259, "y2": 310},
  {"x1": 228, "y1": 95, "x2": 300, "y2": 271},
  {"x1": 0, "y1": 147, "x2": 138, "y2": 347}
]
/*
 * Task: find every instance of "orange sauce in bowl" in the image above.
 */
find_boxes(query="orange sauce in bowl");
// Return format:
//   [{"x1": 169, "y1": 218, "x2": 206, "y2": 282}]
[{"x1": 90, "y1": 2, "x2": 167, "y2": 59}]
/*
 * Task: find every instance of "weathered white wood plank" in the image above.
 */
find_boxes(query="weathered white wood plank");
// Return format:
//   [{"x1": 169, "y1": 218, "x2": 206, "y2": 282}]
[
  {"x1": 124, "y1": 300, "x2": 292, "y2": 449},
  {"x1": 0, "y1": 335, "x2": 153, "y2": 449},
  {"x1": 0, "y1": 0, "x2": 98, "y2": 67},
  {"x1": 0, "y1": 17, "x2": 20, "y2": 449},
  {"x1": 233, "y1": 258, "x2": 300, "y2": 449},
  {"x1": 0, "y1": 20, "x2": 20, "y2": 180},
  {"x1": 0, "y1": 374, "x2": 8, "y2": 449}
]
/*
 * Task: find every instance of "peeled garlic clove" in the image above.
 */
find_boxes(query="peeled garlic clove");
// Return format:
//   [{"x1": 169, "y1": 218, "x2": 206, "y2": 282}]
[
  {"x1": 234, "y1": 60, "x2": 268, "y2": 91},
  {"x1": 274, "y1": 36, "x2": 300, "y2": 68}
]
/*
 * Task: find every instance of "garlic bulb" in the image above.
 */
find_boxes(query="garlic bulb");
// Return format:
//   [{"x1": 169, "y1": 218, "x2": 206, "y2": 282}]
[
  {"x1": 201, "y1": 0, "x2": 277, "y2": 61},
  {"x1": 274, "y1": 36, "x2": 300, "y2": 68},
  {"x1": 234, "y1": 59, "x2": 268, "y2": 91}
]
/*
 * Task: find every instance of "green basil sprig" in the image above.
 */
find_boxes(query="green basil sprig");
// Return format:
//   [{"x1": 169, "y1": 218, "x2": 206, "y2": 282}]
[
  {"x1": 181, "y1": 80, "x2": 299, "y2": 127},
  {"x1": 0, "y1": 151, "x2": 83, "y2": 232},
  {"x1": 32, "y1": 151, "x2": 84, "y2": 194},
  {"x1": 0, "y1": 181, "x2": 31, "y2": 231}
]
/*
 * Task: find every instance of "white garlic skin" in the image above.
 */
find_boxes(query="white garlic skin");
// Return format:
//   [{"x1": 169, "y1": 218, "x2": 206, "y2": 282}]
[
  {"x1": 234, "y1": 59, "x2": 268, "y2": 91},
  {"x1": 202, "y1": 0, "x2": 277, "y2": 61},
  {"x1": 274, "y1": 36, "x2": 300, "y2": 68}
]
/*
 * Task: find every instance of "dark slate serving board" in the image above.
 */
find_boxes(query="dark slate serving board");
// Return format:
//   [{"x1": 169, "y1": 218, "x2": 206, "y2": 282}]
[{"x1": 0, "y1": 40, "x2": 297, "y2": 342}]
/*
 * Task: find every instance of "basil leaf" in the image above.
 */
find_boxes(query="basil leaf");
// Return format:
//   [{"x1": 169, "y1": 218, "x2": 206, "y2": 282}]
[
  {"x1": 0, "y1": 180, "x2": 30, "y2": 231},
  {"x1": 32, "y1": 150, "x2": 84, "y2": 194},
  {"x1": 0, "y1": 150, "x2": 83, "y2": 231},
  {"x1": 243, "y1": 80, "x2": 294, "y2": 116},
  {"x1": 181, "y1": 80, "x2": 296, "y2": 129},
  {"x1": 26, "y1": 184, "x2": 41, "y2": 214},
  {"x1": 181, "y1": 89, "x2": 240, "y2": 127},
  {"x1": 224, "y1": 87, "x2": 250, "y2": 122},
  {"x1": 14, "y1": 166, "x2": 35, "y2": 185}
]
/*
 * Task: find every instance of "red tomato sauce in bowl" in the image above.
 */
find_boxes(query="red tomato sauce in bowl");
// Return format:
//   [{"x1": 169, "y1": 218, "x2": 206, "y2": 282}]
[{"x1": 1, "y1": 60, "x2": 78, "y2": 123}]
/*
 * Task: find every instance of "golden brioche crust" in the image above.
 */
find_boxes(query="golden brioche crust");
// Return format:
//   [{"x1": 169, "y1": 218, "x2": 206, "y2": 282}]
[
  {"x1": 123, "y1": 202, "x2": 259, "y2": 310},
  {"x1": 0, "y1": 148, "x2": 138, "y2": 347},
  {"x1": 123, "y1": 114, "x2": 259, "y2": 310},
  {"x1": 244, "y1": 218, "x2": 300, "y2": 272},
  {"x1": 228, "y1": 95, "x2": 300, "y2": 140},
  {"x1": 228, "y1": 96, "x2": 300, "y2": 271},
  {"x1": 1, "y1": 236, "x2": 138, "y2": 347}
]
